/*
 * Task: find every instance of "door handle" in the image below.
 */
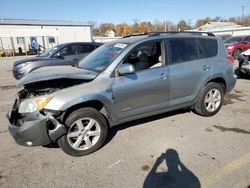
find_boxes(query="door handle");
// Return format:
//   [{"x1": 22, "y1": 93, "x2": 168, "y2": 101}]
[
  {"x1": 160, "y1": 73, "x2": 168, "y2": 80},
  {"x1": 73, "y1": 58, "x2": 79, "y2": 61},
  {"x1": 203, "y1": 65, "x2": 210, "y2": 71}
]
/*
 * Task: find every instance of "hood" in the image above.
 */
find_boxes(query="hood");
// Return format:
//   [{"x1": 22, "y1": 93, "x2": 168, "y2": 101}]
[
  {"x1": 14, "y1": 56, "x2": 48, "y2": 66},
  {"x1": 16, "y1": 66, "x2": 99, "y2": 88}
]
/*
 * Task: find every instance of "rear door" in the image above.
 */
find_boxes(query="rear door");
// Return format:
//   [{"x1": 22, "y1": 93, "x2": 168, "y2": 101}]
[
  {"x1": 167, "y1": 38, "x2": 214, "y2": 106},
  {"x1": 53, "y1": 44, "x2": 78, "y2": 66}
]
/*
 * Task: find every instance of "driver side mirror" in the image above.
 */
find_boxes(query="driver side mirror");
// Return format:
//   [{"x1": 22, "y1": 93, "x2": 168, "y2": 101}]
[
  {"x1": 118, "y1": 64, "x2": 135, "y2": 76},
  {"x1": 54, "y1": 52, "x2": 64, "y2": 59}
]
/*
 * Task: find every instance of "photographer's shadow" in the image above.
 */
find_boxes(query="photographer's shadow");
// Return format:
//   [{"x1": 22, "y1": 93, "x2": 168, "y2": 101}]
[{"x1": 143, "y1": 149, "x2": 200, "y2": 188}]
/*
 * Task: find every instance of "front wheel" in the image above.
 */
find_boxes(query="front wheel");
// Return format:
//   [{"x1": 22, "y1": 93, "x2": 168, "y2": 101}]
[
  {"x1": 58, "y1": 108, "x2": 108, "y2": 156},
  {"x1": 194, "y1": 82, "x2": 224, "y2": 116}
]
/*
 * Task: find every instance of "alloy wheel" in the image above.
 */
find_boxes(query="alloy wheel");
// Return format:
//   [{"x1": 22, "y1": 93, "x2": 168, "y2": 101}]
[
  {"x1": 66, "y1": 118, "x2": 101, "y2": 150},
  {"x1": 204, "y1": 89, "x2": 222, "y2": 112}
]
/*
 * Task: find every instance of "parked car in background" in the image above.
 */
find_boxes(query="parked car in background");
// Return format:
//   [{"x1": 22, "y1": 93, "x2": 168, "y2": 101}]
[
  {"x1": 224, "y1": 35, "x2": 250, "y2": 59},
  {"x1": 12, "y1": 42, "x2": 102, "y2": 80},
  {"x1": 238, "y1": 49, "x2": 250, "y2": 77},
  {"x1": 7, "y1": 32, "x2": 237, "y2": 156}
]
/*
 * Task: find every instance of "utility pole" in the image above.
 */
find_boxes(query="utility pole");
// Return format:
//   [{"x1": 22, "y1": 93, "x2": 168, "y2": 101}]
[
  {"x1": 164, "y1": 15, "x2": 167, "y2": 31},
  {"x1": 241, "y1": 5, "x2": 245, "y2": 24}
]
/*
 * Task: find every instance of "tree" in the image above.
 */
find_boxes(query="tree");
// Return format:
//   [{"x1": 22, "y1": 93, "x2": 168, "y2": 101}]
[
  {"x1": 195, "y1": 17, "x2": 213, "y2": 28},
  {"x1": 91, "y1": 15, "x2": 250, "y2": 37},
  {"x1": 139, "y1": 21, "x2": 154, "y2": 33},
  {"x1": 132, "y1": 21, "x2": 140, "y2": 34},
  {"x1": 115, "y1": 23, "x2": 131, "y2": 36},
  {"x1": 227, "y1": 17, "x2": 239, "y2": 24},
  {"x1": 93, "y1": 28, "x2": 102, "y2": 36},
  {"x1": 99, "y1": 23, "x2": 116, "y2": 36},
  {"x1": 226, "y1": 16, "x2": 250, "y2": 26},
  {"x1": 177, "y1": 20, "x2": 192, "y2": 31},
  {"x1": 214, "y1": 16, "x2": 223, "y2": 22},
  {"x1": 152, "y1": 20, "x2": 165, "y2": 32}
]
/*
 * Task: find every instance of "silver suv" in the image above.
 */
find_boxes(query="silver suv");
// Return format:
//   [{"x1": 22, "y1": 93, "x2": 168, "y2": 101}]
[{"x1": 7, "y1": 32, "x2": 237, "y2": 156}]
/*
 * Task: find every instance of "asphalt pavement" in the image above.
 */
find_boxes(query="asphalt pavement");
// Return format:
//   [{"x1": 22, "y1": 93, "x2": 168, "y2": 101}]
[{"x1": 0, "y1": 57, "x2": 249, "y2": 188}]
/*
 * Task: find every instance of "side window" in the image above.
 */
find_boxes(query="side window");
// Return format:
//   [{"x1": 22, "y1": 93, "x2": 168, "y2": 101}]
[
  {"x1": 169, "y1": 39, "x2": 199, "y2": 64},
  {"x1": 123, "y1": 41, "x2": 163, "y2": 72},
  {"x1": 78, "y1": 44, "x2": 95, "y2": 53},
  {"x1": 58, "y1": 44, "x2": 77, "y2": 56},
  {"x1": 198, "y1": 39, "x2": 218, "y2": 58}
]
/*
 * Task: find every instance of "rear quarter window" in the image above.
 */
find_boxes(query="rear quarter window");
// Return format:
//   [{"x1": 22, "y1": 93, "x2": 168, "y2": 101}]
[{"x1": 198, "y1": 39, "x2": 218, "y2": 58}]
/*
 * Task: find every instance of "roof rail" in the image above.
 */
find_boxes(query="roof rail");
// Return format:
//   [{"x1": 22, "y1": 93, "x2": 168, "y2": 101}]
[
  {"x1": 122, "y1": 31, "x2": 215, "y2": 38},
  {"x1": 148, "y1": 31, "x2": 215, "y2": 37},
  {"x1": 122, "y1": 33, "x2": 149, "y2": 38}
]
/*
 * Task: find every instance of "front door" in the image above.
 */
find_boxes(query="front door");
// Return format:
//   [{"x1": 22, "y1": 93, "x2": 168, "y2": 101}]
[
  {"x1": 53, "y1": 44, "x2": 78, "y2": 66},
  {"x1": 112, "y1": 40, "x2": 170, "y2": 121}
]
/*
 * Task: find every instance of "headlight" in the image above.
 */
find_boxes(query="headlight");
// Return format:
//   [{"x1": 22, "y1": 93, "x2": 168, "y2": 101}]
[
  {"x1": 16, "y1": 61, "x2": 32, "y2": 69},
  {"x1": 227, "y1": 46, "x2": 234, "y2": 50},
  {"x1": 18, "y1": 95, "x2": 53, "y2": 113}
]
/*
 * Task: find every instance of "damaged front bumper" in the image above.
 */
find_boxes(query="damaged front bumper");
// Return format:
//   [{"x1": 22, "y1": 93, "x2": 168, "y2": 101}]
[{"x1": 7, "y1": 100, "x2": 66, "y2": 147}]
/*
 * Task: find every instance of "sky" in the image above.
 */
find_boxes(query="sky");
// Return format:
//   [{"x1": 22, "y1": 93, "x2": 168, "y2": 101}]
[{"x1": 0, "y1": 0, "x2": 249, "y2": 25}]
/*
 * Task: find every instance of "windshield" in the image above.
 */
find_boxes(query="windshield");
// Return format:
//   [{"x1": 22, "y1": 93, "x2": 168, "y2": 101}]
[
  {"x1": 39, "y1": 45, "x2": 61, "y2": 57},
  {"x1": 78, "y1": 42, "x2": 128, "y2": 72},
  {"x1": 224, "y1": 37, "x2": 244, "y2": 44}
]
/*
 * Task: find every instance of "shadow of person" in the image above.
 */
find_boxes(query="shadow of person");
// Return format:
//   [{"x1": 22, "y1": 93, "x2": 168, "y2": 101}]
[{"x1": 143, "y1": 149, "x2": 200, "y2": 188}]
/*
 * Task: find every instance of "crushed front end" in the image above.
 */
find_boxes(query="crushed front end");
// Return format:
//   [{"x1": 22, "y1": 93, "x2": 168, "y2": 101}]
[{"x1": 7, "y1": 89, "x2": 66, "y2": 147}]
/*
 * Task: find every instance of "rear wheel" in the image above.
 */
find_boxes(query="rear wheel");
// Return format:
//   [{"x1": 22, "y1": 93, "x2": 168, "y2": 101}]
[
  {"x1": 194, "y1": 82, "x2": 224, "y2": 116},
  {"x1": 58, "y1": 108, "x2": 108, "y2": 156}
]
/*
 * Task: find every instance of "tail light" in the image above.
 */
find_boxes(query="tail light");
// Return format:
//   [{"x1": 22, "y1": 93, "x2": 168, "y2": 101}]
[{"x1": 226, "y1": 55, "x2": 235, "y2": 63}]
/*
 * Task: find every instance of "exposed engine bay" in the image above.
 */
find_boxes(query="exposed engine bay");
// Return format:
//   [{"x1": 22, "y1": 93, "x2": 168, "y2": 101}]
[{"x1": 17, "y1": 78, "x2": 86, "y2": 100}]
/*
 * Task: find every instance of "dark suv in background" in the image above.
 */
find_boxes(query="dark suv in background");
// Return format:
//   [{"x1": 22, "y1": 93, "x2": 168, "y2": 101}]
[{"x1": 12, "y1": 42, "x2": 102, "y2": 79}]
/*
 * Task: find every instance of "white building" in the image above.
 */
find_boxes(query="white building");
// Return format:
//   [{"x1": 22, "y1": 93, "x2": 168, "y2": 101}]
[
  {"x1": 0, "y1": 18, "x2": 92, "y2": 55},
  {"x1": 105, "y1": 30, "x2": 115, "y2": 37},
  {"x1": 190, "y1": 21, "x2": 250, "y2": 37},
  {"x1": 197, "y1": 22, "x2": 241, "y2": 31},
  {"x1": 93, "y1": 36, "x2": 121, "y2": 43}
]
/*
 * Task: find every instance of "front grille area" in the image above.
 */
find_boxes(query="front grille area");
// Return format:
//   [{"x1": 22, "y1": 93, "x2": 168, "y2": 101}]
[{"x1": 9, "y1": 99, "x2": 21, "y2": 126}]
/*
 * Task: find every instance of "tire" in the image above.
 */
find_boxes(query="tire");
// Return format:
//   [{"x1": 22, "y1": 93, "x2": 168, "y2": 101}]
[
  {"x1": 58, "y1": 108, "x2": 108, "y2": 156},
  {"x1": 194, "y1": 82, "x2": 224, "y2": 117},
  {"x1": 233, "y1": 49, "x2": 242, "y2": 59}
]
